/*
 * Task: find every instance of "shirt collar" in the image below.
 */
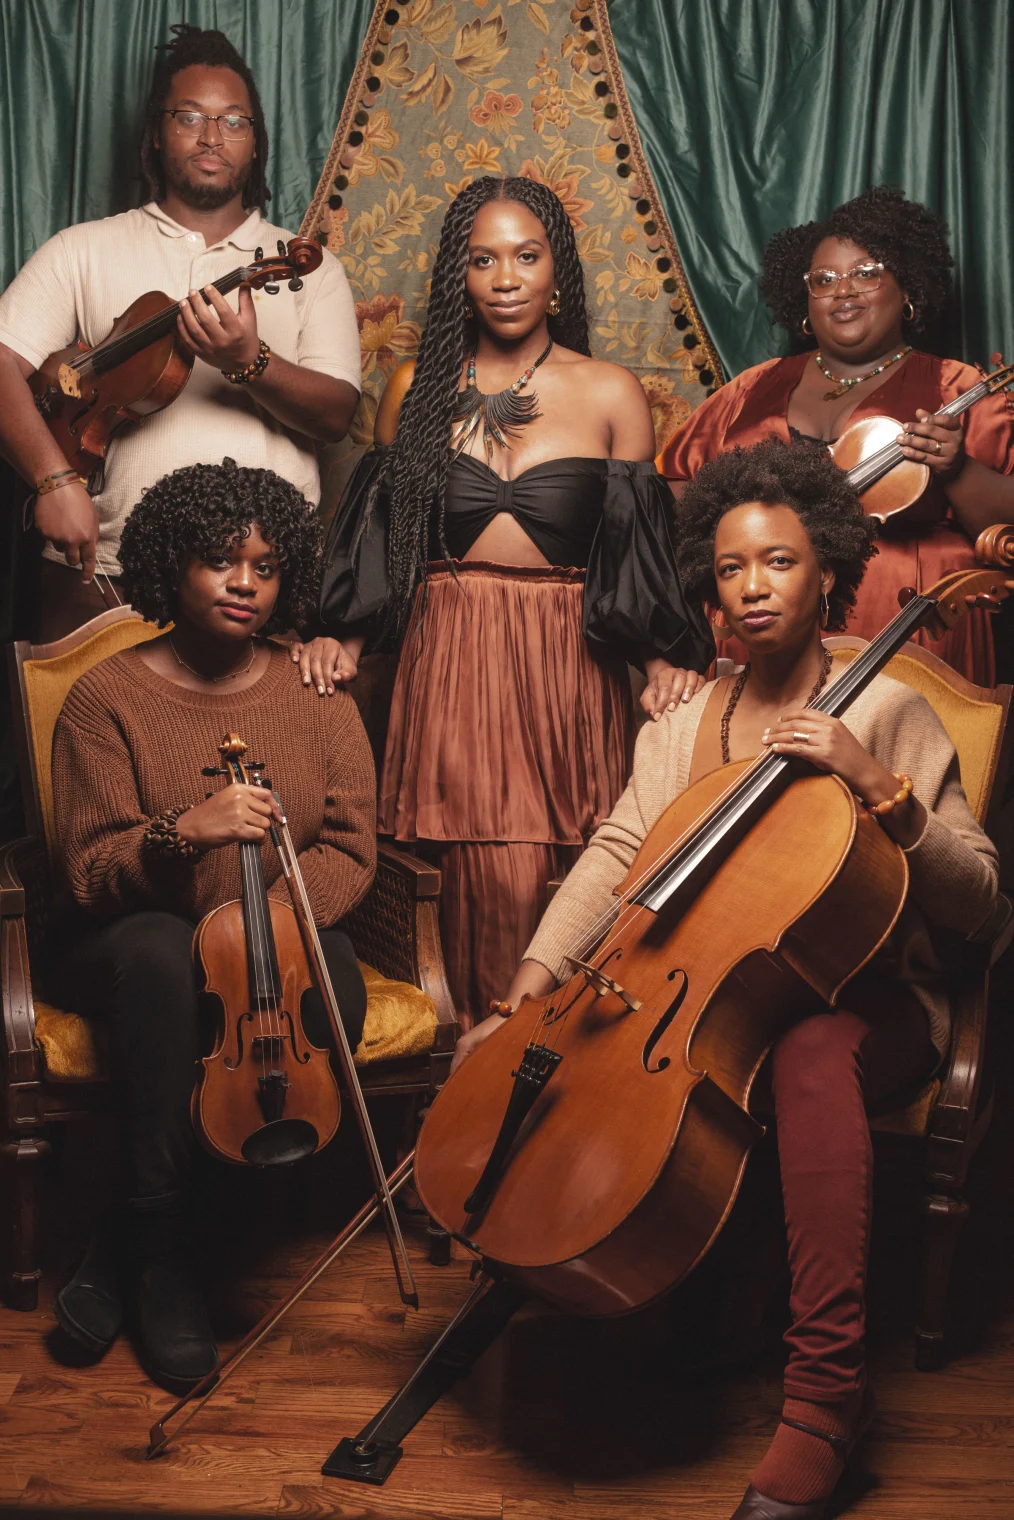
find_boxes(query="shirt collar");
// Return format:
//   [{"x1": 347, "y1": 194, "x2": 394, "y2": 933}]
[{"x1": 141, "y1": 202, "x2": 269, "y2": 253}]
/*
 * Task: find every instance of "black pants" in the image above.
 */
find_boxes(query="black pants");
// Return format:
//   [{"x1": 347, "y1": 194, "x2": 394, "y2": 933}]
[{"x1": 62, "y1": 911, "x2": 368, "y2": 1203}]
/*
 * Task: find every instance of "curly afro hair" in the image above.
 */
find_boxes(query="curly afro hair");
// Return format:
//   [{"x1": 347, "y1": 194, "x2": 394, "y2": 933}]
[
  {"x1": 759, "y1": 185, "x2": 953, "y2": 341},
  {"x1": 119, "y1": 458, "x2": 322, "y2": 633},
  {"x1": 673, "y1": 439, "x2": 877, "y2": 633}
]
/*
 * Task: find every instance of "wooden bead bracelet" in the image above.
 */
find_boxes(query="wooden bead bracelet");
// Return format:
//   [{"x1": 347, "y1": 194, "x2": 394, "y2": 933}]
[
  {"x1": 488, "y1": 999, "x2": 515, "y2": 1019},
  {"x1": 143, "y1": 806, "x2": 202, "y2": 859},
  {"x1": 866, "y1": 772, "x2": 914, "y2": 817},
  {"x1": 224, "y1": 339, "x2": 271, "y2": 385}
]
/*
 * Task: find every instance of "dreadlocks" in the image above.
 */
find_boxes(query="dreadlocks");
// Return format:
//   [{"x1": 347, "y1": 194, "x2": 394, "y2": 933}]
[
  {"x1": 139, "y1": 22, "x2": 270, "y2": 211},
  {"x1": 379, "y1": 175, "x2": 591, "y2": 639}
]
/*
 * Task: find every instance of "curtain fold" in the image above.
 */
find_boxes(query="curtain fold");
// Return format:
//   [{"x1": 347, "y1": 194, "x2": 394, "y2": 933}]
[
  {"x1": 0, "y1": 0, "x2": 374, "y2": 292},
  {"x1": 609, "y1": 0, "x2": 1014, "y2": 377}
]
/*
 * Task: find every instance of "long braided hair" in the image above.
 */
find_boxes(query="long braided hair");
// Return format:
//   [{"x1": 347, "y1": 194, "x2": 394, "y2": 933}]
[
  {"x1": 139, "y1": 23, "x2": 270, "y2": 211},
  {"x1": 378, "y1": 175, "x2": 590, "y2": 640}
]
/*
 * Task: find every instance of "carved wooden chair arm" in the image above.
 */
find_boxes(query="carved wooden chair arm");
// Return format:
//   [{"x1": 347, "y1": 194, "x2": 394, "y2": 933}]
[
  {"x1": 343, "y1": 843, "x2": 457, "y2": 1042},
  {"x1": 0, "y1": 838, "x2": 45, "y2": 1110},
  {"x1": 925, "y1": 893, "x2": 1012, "y2": 1189}
]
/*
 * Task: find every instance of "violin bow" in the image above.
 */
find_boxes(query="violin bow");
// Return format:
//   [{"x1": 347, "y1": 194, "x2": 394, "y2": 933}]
[{"x1": 265, "y1": 787, "x2": 420, "y2": 1310}]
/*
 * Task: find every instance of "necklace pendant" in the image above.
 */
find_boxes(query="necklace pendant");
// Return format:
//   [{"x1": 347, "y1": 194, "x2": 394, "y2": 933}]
[{"x1": 823, "y1": 385, "x2": 850, "y2": 401}]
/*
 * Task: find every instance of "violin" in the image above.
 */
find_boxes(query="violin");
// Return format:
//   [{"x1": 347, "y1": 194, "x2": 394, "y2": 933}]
[
  {"x1": 414, "y1": 526, "x2": 1014, "y2": 1316},
  {"x1": 29, "y1": 238, "x2": 323, "y2": 481},
  {"x1": 831, "y1": 357, "x2": 1014, "y2": 522},
  {"x1": 191, "y1": 732, "x2": 340, "y2": 1168}
]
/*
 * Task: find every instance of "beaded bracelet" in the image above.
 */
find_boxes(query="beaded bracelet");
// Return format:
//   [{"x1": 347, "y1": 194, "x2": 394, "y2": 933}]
[
  {"x1": 143, "y1": 807, "x2": 202, "y2": 860},
  {"x1": 866, "y1": 773, "x2": 914, "y2": 818},
  {"x1": 224, "y1": 339, "x2": 271, "y2": 385},
  {"x1": 36, "y1": 468, "x2": 86, "y2": 497},
  {"x1": 488, "y1": 999, "x2": 515, "y2": 1019}
]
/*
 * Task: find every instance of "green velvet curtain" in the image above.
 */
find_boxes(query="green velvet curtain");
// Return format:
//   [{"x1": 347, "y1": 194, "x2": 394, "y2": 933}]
[
  {"x1": 0, "y1": 0, "x2": 374, "y2": 294},
  {"x1": 612, "y1": 0, "x2": 1014, "y2": 378}
]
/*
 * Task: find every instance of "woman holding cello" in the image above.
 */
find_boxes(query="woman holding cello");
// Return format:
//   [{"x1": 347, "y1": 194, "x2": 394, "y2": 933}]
[
  {"x1": 49, "y1": 459, "x2": 375, "y2": 1391},
  {"x1": 658, "y1": 186, "x2": 1014, "y2": 684},
  {"x1": 451, "y1": 440, "x2": 998, "y2": 1517}
]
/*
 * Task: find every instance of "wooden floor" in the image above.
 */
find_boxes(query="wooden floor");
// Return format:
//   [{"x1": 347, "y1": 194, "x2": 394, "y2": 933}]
[{"x1": 2, "y1": 1115, "x2": 1014, "y2": 1519}]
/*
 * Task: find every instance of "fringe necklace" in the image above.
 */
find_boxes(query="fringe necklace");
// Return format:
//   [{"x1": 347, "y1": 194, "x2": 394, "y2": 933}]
[{"x1": 451, "y1": 340, "x2": 553, "y2": 463}]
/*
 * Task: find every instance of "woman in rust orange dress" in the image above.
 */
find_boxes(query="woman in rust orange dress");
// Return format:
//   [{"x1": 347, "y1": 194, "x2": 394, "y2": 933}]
[
  {"x1": 294, "y1": 176, "x2": 712, "y2": 1028},
  {"x1": 658, "y1": 186, "x2": 1014, "y2": 684}
]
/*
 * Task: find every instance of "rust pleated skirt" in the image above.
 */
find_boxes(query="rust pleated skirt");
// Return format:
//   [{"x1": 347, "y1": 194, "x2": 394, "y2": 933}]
[{"x1": 379, "y1": 562, "x2": 634, "y2": 1024}]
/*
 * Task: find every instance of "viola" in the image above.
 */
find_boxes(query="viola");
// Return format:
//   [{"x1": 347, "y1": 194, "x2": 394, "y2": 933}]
[
  {"x1": 29, "y1": 238, "x2": 323, "y2": 481},
  {"x1": 414, "y1": 526, "x2": 1014, "y2": 1316},
  {"x1": 830, "y1": 357, "x2": 1014, "y2": 522},
  {"x1": 191, "y1": 732, "x2": 340, "y2": 1168}
]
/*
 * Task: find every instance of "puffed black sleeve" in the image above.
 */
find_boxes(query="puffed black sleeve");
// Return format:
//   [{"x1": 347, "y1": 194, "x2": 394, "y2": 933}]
[
  {"x1": 317, "y1": 445, "x2": 391, "y2": 639},
  {"x1": 582, "y1": 459, "x2": 715, "y2": 670}
]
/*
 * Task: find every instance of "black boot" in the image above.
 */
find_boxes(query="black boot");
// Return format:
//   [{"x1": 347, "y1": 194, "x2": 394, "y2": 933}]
[
  {"x1": 130, "y1": 1199, "x2": 219, "y2": 1394},
  {"x1": 54, "y1": 1216, "x2": 125, "y2": 1353}
]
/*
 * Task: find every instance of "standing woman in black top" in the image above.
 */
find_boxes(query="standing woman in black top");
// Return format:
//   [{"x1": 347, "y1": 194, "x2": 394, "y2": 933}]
[{"x1": 293, "y1": 176, "x2": 712, "y2": 1028}]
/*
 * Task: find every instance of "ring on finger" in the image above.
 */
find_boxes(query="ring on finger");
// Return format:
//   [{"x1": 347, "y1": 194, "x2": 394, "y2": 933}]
[
  {"x1": 792, "y1": 731, "x2": 810, "y2": 743},
  {"x1": 934, "y1": 439, "x2": 942, "y2": 454}
]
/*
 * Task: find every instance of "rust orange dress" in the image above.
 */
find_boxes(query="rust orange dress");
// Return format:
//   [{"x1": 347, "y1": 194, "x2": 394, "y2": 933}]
[
  {"x1": 319, "y1": 448, "x2": 714, "y2": 1023},
  {"x1": 658, "y1": 350, "x2": 1014, "y2": 684}
]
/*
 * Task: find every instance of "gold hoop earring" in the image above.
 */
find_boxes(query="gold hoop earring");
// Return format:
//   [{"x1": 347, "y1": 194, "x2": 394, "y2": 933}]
[
  {"x1": 547, "y1": 288, "x2": 561, "y2": 317},
  {"x1": 802, "y1": 316, "x2": 813, "y2": 336},
  {"x1": 903, "y1": 300, "x2": 915, "y2": 323},
  {"x1": 819, "y1": 591, "x2": 830, "y2": 629}
]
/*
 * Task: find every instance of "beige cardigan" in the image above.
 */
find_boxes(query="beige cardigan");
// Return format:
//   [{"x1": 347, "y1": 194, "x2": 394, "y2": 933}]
[{"x1": 526, "y1": 662, "x2": 999, "y2": 1056}]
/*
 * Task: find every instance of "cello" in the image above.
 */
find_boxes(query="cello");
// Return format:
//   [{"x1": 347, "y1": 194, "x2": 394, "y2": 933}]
[
  {"x1": 29, "y1": 238, "x2": 323, "y2": 481},
  {"x1": 413, "y1": 528, "x2": 1014, "y2": 1315}
]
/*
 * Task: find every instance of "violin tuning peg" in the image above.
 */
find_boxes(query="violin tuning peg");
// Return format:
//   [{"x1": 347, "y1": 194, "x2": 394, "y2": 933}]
[
  {"x1": 277, "y1": 239, "x2": 287, "y2": 257},
  {"x1": 288, "y1": 277, "x2": 303, "y2": 292},
  {"x1": 254, "y1": 246, "x2": 263, "y2": 262},
  {"x1": 264, "y1": 283, "x2": 280, "y2": 295},
  {"x1": 201, "y1": 766, "x2": 227, "y2": 776}
]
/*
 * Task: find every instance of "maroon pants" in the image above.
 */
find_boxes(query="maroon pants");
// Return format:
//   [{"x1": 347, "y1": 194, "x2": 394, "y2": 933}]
[{"x1": 770, "y1": 984, "x2": 937, "y2": 1403}]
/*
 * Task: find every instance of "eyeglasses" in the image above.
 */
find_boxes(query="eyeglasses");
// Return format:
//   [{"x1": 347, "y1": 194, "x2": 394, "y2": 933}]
[
  {"x1": 162, "y1": 108, "x2": 255, "y2": 141},
  {"x1": 803, "y1": 261, "x2": 884, "y2": 298}
]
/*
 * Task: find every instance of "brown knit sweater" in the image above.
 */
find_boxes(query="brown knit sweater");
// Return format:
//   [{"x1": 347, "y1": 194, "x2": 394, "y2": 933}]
[{"x1": 52, "y1": 644, "x2": 377, "y2": 926}]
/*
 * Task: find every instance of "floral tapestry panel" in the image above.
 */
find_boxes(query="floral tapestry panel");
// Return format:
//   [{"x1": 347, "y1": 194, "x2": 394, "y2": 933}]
[{"x1": 303, "y1": 0, "x2": 722, "y2": 499}]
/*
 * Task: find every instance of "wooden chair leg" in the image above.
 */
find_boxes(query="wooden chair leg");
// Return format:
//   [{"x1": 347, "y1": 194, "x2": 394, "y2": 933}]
[
  {"x1": 915, "y1": 1188, "x2": 970, "y2": 1370},
  {"x1": 1, "y1": 1133, "x2": 52, "y2": 1311}
]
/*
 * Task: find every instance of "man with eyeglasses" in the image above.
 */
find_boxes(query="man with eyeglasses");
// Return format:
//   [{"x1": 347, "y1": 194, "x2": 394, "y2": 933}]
[{"x1": 0, "y1": 24, "x2": 362, "y2": 640}]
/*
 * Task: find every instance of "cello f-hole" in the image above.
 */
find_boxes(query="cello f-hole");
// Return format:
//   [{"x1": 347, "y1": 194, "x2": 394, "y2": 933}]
[{"x1": 642, "y1": 971, "x2": 689, "y2": 1074}]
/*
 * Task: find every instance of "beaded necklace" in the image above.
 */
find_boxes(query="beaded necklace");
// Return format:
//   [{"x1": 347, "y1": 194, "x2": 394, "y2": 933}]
[
  {"x1": 451, "y1": 340, "x2": 553, "y2": 463},
  {"x1": 814, "y1": 345, "x2": 911, "y2": 401},
  {"x1": 720, "y1": 647, "x2": 833, "y2": 765}
]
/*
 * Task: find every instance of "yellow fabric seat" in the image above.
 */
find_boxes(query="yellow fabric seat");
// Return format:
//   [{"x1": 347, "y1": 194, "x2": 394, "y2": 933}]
[{"x1": 32, "y1": 960, "x2": 437, "y2": 1084}]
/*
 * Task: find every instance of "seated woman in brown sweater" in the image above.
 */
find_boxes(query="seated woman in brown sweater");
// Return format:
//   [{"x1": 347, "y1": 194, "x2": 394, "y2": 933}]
[
  {"x1": 49, "y1": 458, "x2": 376, "y2": 1393},
  {"x1": 453, "y1": 440, "x2": 998, "y2": 1519}
]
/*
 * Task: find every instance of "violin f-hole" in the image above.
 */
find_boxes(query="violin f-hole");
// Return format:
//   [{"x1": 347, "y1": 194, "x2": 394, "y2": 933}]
[{"x1": 642, "y1": 971, "x2": 688, "y2": 1073}]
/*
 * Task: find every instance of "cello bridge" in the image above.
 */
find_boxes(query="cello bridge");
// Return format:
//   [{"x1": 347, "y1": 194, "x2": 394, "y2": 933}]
[{"x1": 565, "y1": 956, "x2": 642, "y2": 1012}]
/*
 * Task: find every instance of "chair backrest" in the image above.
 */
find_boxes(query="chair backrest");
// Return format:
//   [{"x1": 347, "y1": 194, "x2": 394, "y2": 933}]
[
  {"x1": 8, "y1": 607, "x2": 161, "y2": 856},
  {"x1": 824, "y1": 637, "x2": 1013, "y2": 830}
]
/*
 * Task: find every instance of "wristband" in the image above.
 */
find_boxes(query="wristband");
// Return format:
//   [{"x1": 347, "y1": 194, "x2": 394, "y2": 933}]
[{"x1": 36, "y1": 469, "x2": 86, "y2": 497}]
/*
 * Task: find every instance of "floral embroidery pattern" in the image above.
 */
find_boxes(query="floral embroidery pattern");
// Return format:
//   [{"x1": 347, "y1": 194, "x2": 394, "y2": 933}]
[{"x1": 302, "y1": 0, "x2": 720, "y2": 483}]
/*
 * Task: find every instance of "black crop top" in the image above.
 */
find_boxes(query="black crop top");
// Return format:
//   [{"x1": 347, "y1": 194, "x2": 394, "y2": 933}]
[{"x1": 318, "y1": 447, "x2": 714, "y2": 670}]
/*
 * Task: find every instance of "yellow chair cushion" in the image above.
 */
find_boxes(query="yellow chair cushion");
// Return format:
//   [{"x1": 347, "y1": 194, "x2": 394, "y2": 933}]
[
  {"x1": 23, "y1": 615, "x2": 162, "y2": 858},
  {"x1": 33, "y1": 961, "x2": 438, "y2": 1084},
  {"x1": 869, "y1": 1079, "x2": 942, "y2": 1137}
]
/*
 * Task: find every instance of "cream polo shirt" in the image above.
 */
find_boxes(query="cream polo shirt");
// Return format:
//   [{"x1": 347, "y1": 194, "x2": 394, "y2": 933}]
[{"x1": 0, "y1": 203, "x2": 361, "y2": 574}]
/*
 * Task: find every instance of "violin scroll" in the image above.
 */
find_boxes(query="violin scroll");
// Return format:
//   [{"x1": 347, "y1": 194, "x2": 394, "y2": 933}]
[
  {"x1": 974, "y1": 522, "x2": 1014, "y2": 570},
  {"x1": 239, "y1": 237, "x2": 323, "y2": 296}
]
